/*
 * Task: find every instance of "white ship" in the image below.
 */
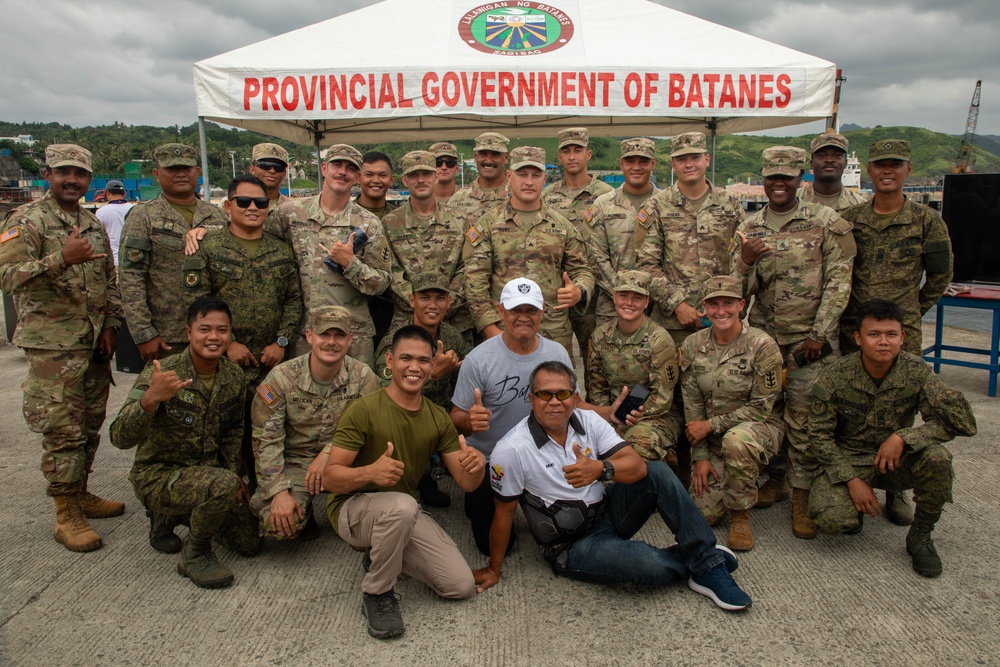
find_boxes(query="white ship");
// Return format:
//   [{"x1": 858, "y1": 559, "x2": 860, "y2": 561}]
[{"x1": 842, "y1": 151, "x2": 862, "y2": 190}]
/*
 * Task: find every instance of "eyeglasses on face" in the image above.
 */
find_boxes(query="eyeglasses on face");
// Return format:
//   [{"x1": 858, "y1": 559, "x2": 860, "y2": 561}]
[
  {"x1": 436, "y1": 158, "x2": 458, "y2": 168},
  {"x1": 230, "y1": 196, "x2": 270, "y2": 209},
  {"x1": 255, "y1": 160, "x2": 287, "y2": 172},
  {"x1": 533, "y1": 389, "x2": 574, "y2": 401}
]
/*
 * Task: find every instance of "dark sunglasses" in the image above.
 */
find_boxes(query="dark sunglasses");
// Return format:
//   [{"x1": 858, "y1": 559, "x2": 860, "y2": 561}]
[
  {"x1": 255, "y1": 160, "x2": 287, "y2": 172},
  {"x1": 231, "y1": 196, "x2": 270, "y2": 209},
  {"x1": 436, "y1": 158, "x2": 458, "y2": 168},
  {"x1": 533, "y1": 389, "x2": 574, "y2": 401}
]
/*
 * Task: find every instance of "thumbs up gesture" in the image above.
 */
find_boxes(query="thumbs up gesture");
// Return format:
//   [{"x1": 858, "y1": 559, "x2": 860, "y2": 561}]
[
  {"x1": 61, "y1": 225, "x2": 106, "y2": 265},
  {"x1": 140, "y1": 359, "x2": 193, "y2": 413},
  {"x1": 562, "y1": 442, "x2": 601, "y2": 488},
  {"x1": 736, "y1": 230, "x2": 769, "y2": 266},
  {"x1": 555, "y1": 271, "x2": 582, "y2": 310},
  {"x1": 368, "y1": 441, "x2": 405, "y2": 487},
  {"x1": 457, "y1": 434, "x2": 485, "y2": 475},
  {"x1": 432, "y1": 340, "x2": 461, "y2": 380},
  {"x1": 468, "y1": 388, "x2": 492, "y2": 433}
]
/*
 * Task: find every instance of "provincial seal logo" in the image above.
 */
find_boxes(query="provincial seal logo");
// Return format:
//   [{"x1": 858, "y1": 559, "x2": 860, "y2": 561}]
[{"x1": 459, "y1": 3, "x2": 575, "y2": 56}]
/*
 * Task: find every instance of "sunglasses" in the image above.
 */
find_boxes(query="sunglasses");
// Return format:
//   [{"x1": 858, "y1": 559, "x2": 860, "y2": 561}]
[
  {"x1": 230, "y1": 196, "x2": 270, "y2": 209},
  {"x1": 533, "y1": 389, "x2": 574, "y2": 401},
  {"x1": 436, "y1": 158, "x2": 458, "y2": 168},
  {"x1": 255, "y1": 160, "x2": 287, "y2": 172}
]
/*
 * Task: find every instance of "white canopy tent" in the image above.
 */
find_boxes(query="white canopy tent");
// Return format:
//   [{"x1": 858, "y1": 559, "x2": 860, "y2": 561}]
[{"x1": 192, "y1": 0, "x2": 837, "y2": 188}]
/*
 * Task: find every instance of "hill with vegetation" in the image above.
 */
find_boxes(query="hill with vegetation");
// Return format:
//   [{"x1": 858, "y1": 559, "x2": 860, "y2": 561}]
[{"x1": 3, "y1": 120, "x2": 997, "y2": 190}]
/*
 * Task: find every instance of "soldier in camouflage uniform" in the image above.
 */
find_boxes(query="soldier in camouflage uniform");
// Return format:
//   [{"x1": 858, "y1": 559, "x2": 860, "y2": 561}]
[
  {"x1": 111, "y1": 298, "x2": 262, "y2": 588},
  {"x1": 381, "y1": 151, "x2": 471, "y2": 338},
  {"x1": 430, "y1": 142, "x2": 461, "y2": 204},
  {"x1": 119, "y1": 143, "x2": 228, "y2": 361},
  {"x1": 807, "y1": 299, "x2": 976, "y2": 577},
  {"x1": 449, "y1": 132, "x2": 510, "y2": 233},
  {"x1": 186, "y1": 175, "x2": 303, "y2": 495},
  {"x1": 680, "y1": 276, "x2": 785, "y2": 551},
  {"x1": 274, "y1": 144, "x2": 392, "y2": 368},
  {"x1": 798, "y1": 132, "x2": 869, "y2": 211},
  {"x1": 249, "y1": 143, "x2": 292, "y2": 217},
  {"x1": 250, "y1": 306, "x2": 379, "y2": 540},
  {"x1": 587, "y1": 270, "x2": 683, "y2": 469},
  {"x1": 0, "y1": 144, "x2": 124, "y2": 553},
  {"x1": 731, "y1": 146, "x2": 856, "y2": 539},
  {"x1": 638, "y1": 132, "x2": 745, "y2": 346},
  {"x1": 543, "y1": 128, "x2": 613, "y2": 394},
  {"x1": 464, "y1": 146, "x2": 594, "y2": 353},
  {"x1": 589, "y1": 138, "x2": 660, "y2": 327},
  {"x1": 839, "y1": 139, "x2": 953, "y2": 356}
]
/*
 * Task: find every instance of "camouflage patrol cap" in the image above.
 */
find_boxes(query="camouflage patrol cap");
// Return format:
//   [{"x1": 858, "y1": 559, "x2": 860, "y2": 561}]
[
  {"x1": 325, "y1": 144, "x2": 363, "y2": 169},
  {"x1": 401, "y1": 150, "x2": 437, "y2": 176},
  {"x1": 670, "y1": 132, "x2": 708, "y2": 158},
  {"x1": 703, "y1": 275, "x2": 743, "y2": 301},
  {"x1": 761, "y1": 146, "x2": 807, "y2": 177},
  {"x1": 45, "y1": 144, "x2": 93, "y2": 172},
  {"x1": 474, "y1": 132, "x2": 510, "y2": 153},
  {"x1": 869, "y1": 139, "x2": 911, "y2": 162},
  {"x1": 153, "y1": 143, "x2": 198, "y2": 168},
  {"x1": 252, "y1": 143, "x2": 289, "y2": 165},
  {"x1": 558, "y1": 127, "x2": 589, "y2": 149},
  {"x1": 620, "y1": 138, "x2": 656, "y2": 159},
  {"x1": 308, "y1": 305, "x2": 352, "y2": 334},
  {"x1": 614, "y1": 270, "x2": 651, "y2": 297},
  {"x1": 410, "y1": 271, "x2": 451, "y2": 294},
  {"x1": 811, "y1": 132, "x2": 849, "y2": 155},
  {"x1": 509, "y1": 146, "x2": 546, "y2": 171},
  {"x1": 429, "y1": 142, "x2": 459, "y2": 159}
]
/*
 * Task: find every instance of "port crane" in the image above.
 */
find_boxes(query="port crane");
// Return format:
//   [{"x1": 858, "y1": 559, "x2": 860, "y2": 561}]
[{"x1": 953, "y1": 80, "x2": 982, "y2": 173}]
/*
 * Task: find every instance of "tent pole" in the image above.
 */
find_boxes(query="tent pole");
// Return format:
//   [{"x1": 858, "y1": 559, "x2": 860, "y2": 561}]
[
  {"x1": 314, "y1": 128, "x2": 322, "y2": 186},
  {"x1": 198, "y1": 117, "x2": 210, "y2": 199},
  {"x1": 709, "y1": 120, "x2": 718, "y2": 184}
]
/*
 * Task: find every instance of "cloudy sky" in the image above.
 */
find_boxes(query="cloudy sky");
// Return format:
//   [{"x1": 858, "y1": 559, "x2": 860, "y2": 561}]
[{"x1": 1, "y1": 0, "x2": 996, "y2": 137}]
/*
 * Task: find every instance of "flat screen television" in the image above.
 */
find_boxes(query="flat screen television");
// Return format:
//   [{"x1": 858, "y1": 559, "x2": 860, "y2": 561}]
[{"x1": 941, "y1": 173, "x2": 1000, "y2": 284}]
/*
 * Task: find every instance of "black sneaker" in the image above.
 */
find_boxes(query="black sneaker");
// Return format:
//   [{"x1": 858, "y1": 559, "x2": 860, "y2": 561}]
[
  {"x1": 689, "y1": 564, "x2": 752, "y2": 611},
  {"x1": 362, "y1": 590, "x2": 405, "y2": 639}
]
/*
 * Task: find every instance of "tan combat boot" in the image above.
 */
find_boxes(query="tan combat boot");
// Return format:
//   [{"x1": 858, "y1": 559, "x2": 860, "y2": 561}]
[
  {"x1": 727, "y1": 509, "x2": 754, "y2": 551},
  {"x1": 755, "y1": 471, "x2": 789, "y2": 508},
  {"x1": 77, "y1": 487, "x2": 125, "y2": 519},
  {"x1": 53, "y1": 495, "x2": 103, "y2": 552},
  {"x1": 791, "y1": 488, "x2": 817, "y2": 539}
]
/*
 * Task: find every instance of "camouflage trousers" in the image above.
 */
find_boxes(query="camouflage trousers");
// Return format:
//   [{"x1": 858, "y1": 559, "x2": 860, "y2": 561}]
[
  {"x1": 249, "y1": 462, "x2": 317, "y2": 539},
  {"x1": 690, "y1": 421, "x2": 785, "y2": 524},
  {"x1": 570, "y1": 298, "x2": 598, "y2": 399},
  {"x1": 779, "y1": 341, "x2": 841, "y2": 490},
  {"x1": 22, "y1": 348, "x2": 112, "y2": 496},
  {"x1": 139, "y1": 465, "x2": 262, "y2": 556},
  {"x1": 539, "y1": 322, "x2": 574, "y2": 358},
  {"x1": 809, "y1": 444, "x2": 953, "y2": 534},
  {"x1": 622, "y1": 407, "x2": 683, "y2": 464}
]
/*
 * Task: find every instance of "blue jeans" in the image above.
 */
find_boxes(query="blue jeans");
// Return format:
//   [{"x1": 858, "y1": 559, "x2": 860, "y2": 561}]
[{"x1": 552, "y1": 462, "x2": 722, "y2": 587}]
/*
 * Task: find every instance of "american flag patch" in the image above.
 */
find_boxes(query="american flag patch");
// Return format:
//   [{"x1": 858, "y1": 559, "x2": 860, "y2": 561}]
[
  {"x1": 466, "y1": 227, "x2": 480, "y2": 244},
  {"x1": 636, "y1": 209, "x2": 649, "y2": 223},
  {"x1": 257, "y1": 383, "x2": 277, "y2": 405},
  {"x1": 0, "y1": 227, "x2": 20, "y2": 243}
]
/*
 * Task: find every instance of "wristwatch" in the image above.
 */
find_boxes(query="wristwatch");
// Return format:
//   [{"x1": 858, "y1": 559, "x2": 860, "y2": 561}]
[
  {"x1": 277, "y1": 336, "x2": 289, "y2": 348},
  {"x1": 600, "y1": 459, "x2": 615, "y2": 482}
]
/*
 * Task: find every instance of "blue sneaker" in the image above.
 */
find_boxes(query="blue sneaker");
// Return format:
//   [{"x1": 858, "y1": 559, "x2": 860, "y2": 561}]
[
  {"x1": 716, "y1": 545, "x2": 738, "y2": 574},
  {"x1": 689, "y1": 565, "x2": 752, "y2": 611}
]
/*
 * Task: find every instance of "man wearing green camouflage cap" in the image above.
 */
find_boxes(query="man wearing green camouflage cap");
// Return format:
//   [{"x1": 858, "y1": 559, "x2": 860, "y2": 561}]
[
  {"x1": 0, "y1": 143, "x2": 125, "y2": 552},
  {"x1": 429, "y1": 142, "x2": 461, "y2": 203},
  {"x1": 449, "y1": 132, "x2": 510, "y2": 234},
  {"x1": 464, "y1": 146, "x2": 594, "y2": 353},
  {"x1": 274, "y1": 144, "x2": 392, "y2": 368},
  {"x1": 249, "y1": 305, "x2": 379, "y2": 541},
  {"x1": 543, "y1": 127, "x2": 613, "y2": 395},
  {"x1": 589, "y1": 138, "x2": 660, "y2": 329},
  {"x1": 637, "y1": 131, "x2": 745, "y2": 347},
  {"x1": 680, "y1": 275, "x2": 784, "y2": 551},
  {"x1": 120, "y1": 142, "x2": 228, "y2": 362},
  {"x1": 798, "y1": 132, "x2": 868, "y2": 212},
  {"x1": 587, "y1": 269, "x2": 684, "y2": 474},
  {"x1": 381, "y1": 150, "x2": 471, "y2": 340},
  {"x1": 250, "y1": 142, "x2": 291, "y2": 224},
  {"x1": 731, "y1": 145, "x2": 856, "y2": 540}
]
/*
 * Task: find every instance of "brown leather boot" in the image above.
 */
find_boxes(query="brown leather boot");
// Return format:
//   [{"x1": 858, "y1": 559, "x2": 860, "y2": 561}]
[
  {"x1": 792, "y1": 488, "x2": 817, "y2": 539},
  {"x1": 53, "y1": 495, "x2": 102, "y2": 552},
  {"x1": 727, "y1": 509, "x2": 754, "y2": 551},
  {"x1": 77, "y1": 488, "x2": 125, "y2": 519},
  {"x1": 755, "y1": 471, "x2": 789, "y2": 508}
]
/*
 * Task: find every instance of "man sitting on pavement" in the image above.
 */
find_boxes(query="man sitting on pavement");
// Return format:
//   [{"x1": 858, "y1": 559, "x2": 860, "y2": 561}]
[
  {"x1": 324, "y1": 325, "x2": 486, "y2": 639},
  {"x1": 473, "y1": 361, "x2": 752, "y2": 612},
  {"x1": 250, "y1": 306, "x2": 379, "y2": 541},
  {"x1": 807, "y1": 299, "x2": 977, "y2": 577}
]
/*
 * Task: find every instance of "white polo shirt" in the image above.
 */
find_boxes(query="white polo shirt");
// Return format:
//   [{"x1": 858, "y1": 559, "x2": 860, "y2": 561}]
[{"x1": 490, "y1": 408, "x2": 627, "y2": 558}]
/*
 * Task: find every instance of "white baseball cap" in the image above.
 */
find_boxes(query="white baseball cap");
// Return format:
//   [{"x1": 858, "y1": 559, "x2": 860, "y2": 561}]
[{"x1": 500, "y1": 277, "x2": 544, "y2": 310}]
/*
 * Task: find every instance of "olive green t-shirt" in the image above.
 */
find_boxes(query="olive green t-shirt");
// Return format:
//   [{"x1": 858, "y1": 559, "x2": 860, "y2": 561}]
[
  {"x1": 167, "y1": 200, "x2": 197, "y2": 225},
  {"x1": 326, "y1": 389, "x2": 461, "y2": 531}
]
